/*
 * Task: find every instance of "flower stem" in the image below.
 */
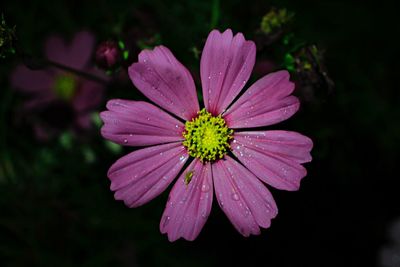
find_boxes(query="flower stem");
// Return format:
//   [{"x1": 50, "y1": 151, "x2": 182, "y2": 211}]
[{"x1": 46, "y1": 59, "x2": 108, "y2": 84}]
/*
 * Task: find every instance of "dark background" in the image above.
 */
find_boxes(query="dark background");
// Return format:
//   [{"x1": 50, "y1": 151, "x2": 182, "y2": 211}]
[{"x1": 1, "y1": 0, "x2": 399, "y2": 266}]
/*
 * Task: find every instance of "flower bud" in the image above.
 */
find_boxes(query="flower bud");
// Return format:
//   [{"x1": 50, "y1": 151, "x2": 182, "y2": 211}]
[{"x1": 95, "y1": 40, "x2": 121, "y2": 70}]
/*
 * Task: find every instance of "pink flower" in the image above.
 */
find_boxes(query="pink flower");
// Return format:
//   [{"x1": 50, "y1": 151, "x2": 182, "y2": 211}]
[
  {"x1": 10, "y1": 31, "x2": 106, "y2": 139},
  {"x1": 100, "y1": 29, "x2": 313, "y2": 241}
]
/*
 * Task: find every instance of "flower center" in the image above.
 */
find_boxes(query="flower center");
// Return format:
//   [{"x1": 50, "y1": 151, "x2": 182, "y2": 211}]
[
  {"x1": 53, "y1": 73, "x2": 77, "y2": 100},
  {"x1": 183, "y1": 108, "x2": 233, "y2": 162}
]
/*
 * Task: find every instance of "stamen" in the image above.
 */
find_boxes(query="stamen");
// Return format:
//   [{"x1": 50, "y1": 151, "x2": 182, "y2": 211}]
[
  {"x1": 53, "y1": 73, "x2": 77, "y2": 100},
  {"x1": 183, "y1": 108, "x2": 233, "y2": 162}
]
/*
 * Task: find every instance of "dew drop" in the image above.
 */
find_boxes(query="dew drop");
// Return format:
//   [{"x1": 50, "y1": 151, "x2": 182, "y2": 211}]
[
  {"x1": 231, "y1": 192, "x2": 240, "y2": 201},
  {"x1": 162, "y1": 215, "x2": 170, "y2": 228},
  {"x1": 244, "y1": 209, "x2": 250, "y2": 217},
  {"x1": 123, "y1": 139, "x2": 128, "y2": 144},
  {"x1": 201, "y1": 211, "x2": 208, "y2": 219},
  {"x1": 201, "y1": 183, "x2": 210, "y2": 192}
]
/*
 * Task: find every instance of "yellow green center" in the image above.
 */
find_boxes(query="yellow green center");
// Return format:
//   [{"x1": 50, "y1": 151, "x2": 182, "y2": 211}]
[
  {"x1": 53, "y1": 73, "x2": 77, "y2": 100},
  {"x1": 183, "y1": 108, "x2": 233, "y2": 162}
]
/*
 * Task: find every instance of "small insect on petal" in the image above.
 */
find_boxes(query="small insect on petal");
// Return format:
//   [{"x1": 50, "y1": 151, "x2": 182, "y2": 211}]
[{"x1": 184, "y1": 170, "x2": 194, "y2": 185}]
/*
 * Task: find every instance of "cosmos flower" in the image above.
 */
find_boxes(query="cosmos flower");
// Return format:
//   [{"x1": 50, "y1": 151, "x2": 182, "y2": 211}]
[
  {"x1": 100, "y1": 29, "x2": 313, "y2": 241},
  {"x1": 10, "y1": 31, "x2": 106, "y2": 140}
]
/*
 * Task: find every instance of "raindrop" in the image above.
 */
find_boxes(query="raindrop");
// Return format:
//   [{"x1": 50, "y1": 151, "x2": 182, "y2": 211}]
[
  {"x1": 231, "y1": 192, "x2": 240, "y2": 201},
  {"x1": 244, "y1": 209, "x2": 251, "y2": 217},
  {"x1": 123, "y1": 139, "x2": 128, "y2": 144},
  {"x1": 162, "y1": 215, "x2": 170, "y2": 228},
  {"x1": 201, "y1": 183, "x2": 210, "y2": 192},
  {"x1": 180, "y1": 195, "x2": 187, "y2": 204}
]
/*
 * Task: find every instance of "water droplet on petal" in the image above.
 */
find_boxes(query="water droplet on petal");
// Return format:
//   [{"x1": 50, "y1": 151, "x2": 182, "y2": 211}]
[
  {"x1": 162, "y1": 215, "x2": 170, "y2": 228},
  {"x1": 201, "y1": 211, "x2": 208, "y2": 219},
  {"x1": 201, "y1": 183, "x2": 210, "y2": 192},
  {"x1": 231, "y1": 193, "x2": 240, "y2": 201},
  {"x1": 123, "y1": 139, "x2": 128, "y2": 144},
  {"x1": 244, "y1": 209, "x2": 250, "y2": 217}
]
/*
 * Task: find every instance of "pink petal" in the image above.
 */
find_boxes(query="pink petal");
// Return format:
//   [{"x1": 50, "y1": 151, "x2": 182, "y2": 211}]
[
  {"x1": 109, "y1": 142, "x2": 189, "y2": 207},
  {"x1": 45, "y1": 31, "x2": 95, "y2": 69},
  {"x1": 160, "y1": 159, "x2": 213, "y2": 241},
  {"x1": 45, "y1": 34, "x2": 69, "y2": 65},
  {"x1": 10, "y1": 65, "x2": 54, "y2": 94},
  {"x1": 200, "y1": 29, "x2": 256, "y2": 115},
  {"x1": 223, "y1": 70, "x2": 300, "y2": 128},
  {"x1": 100, "y1": 99, "x2": 185, "y2": 146},
  {"x1": 68, "y1": 31, "x2": 96, "y2": 69},
  {"x1": 128, "y1": 46, "x2": 199, "y2": 120},
  {"x1": 232, "y1": 131, "x2": 313, "y2": 191},
  {"x1": 212, "y1": 156, "x2": 278, "y2": 237},
  {"x1": 72, "y1": 79, "x2": 105, "y2": 113}
]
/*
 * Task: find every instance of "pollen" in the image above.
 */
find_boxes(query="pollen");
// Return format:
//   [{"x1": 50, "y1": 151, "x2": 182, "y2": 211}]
[{"x1": 183, "y1": 108, "x2": 233, "y2": 162}]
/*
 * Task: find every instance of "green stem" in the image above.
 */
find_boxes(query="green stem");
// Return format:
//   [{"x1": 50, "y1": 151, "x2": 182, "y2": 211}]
[
  {"x1": 46, "y1": 59, "x2": 108, "y2": 84},
  {"x1": 210, "y1": 0, "x2": 220, "y2": 29}
]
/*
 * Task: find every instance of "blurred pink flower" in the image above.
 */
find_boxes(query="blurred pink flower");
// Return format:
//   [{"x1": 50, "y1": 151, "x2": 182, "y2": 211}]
[
  {"x1": 100, "y1": 29, "x2": 313, "y2": 241},
  {"x1": 10, "y1": 31, "x2": 107, "y2": 140}
]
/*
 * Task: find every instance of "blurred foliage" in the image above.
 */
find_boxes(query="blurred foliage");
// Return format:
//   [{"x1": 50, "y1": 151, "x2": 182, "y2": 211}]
[
  {"x1": 260, "y1": 8, "x2": 294, "y2": 34},
  {"x1": 0, "y1": 0, "x2": 399, "y2": 267},
  {"x1": 0, "y1": 14, "x2": 17, "y2": 59}
]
